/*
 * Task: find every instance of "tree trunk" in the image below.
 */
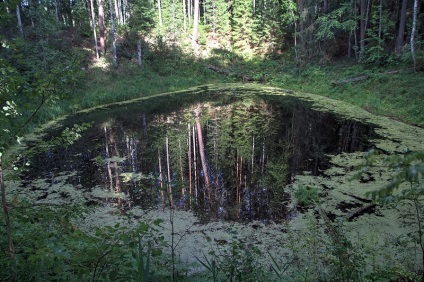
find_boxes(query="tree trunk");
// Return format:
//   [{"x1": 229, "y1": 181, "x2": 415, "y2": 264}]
[
  {"x1": 359, "y1": 0, "x2": 367, "y2": 59},
  {"x1": 157, "y1": 0, "x2": 163, "y2": 27},
  {"x1": 203, "y1": 0, "x2": 206, "y2": 25},
  {"x1": 182, "y1": 0, "x2": 187, "y2": 31},
  {"x1": 178, "y1": 135, "x2": 185, "y2": 197},
  {"x1": 187, "y1": 124, "x2": 192, "y2": 202},
  {"x1": 158, "y1": 149, "x2": 165, "y2": 208},
  {"x1": 193, "y1": 124, "x2": 198, "y2": 200},
  {"x1": 396, "y1": 0, "x2": 408, "y2": 55},
  {"x1": 137, "y1": 39, "x2": 142, "y2": 68},
  {"x1": 166, "y1": 134, "x2": 174, "y2": 207},
  {"x1": 90, "y1": 0, "x2": 99, "y2": 59},
  {"x1": 53, "y1": 0, "x2": 60, "y2": 22},
  {"x1": 16, "y1": 5, "x2": 23, "y2": 37},
  {"x1": 298, "y1": 0, "x2": 305, "y2": 51},
  {"x1": 192, "y1": 0, "x2": 200, "y2": 48},
  {"x1": 109, "y1": 0, "x2": 118, "y2": 67},
  {"x1": 113, "y1": 0, "x2": 120, "y2": 25},
  {"x1": 194, "y1": 108, "x2": 212, "y2": 208},
  {"x1": 352, "y1": 0, "x2": 358, "y2": 59},
  {"x1": 104, "y1": 127, "x2": 114, "y2": 191},
  {"x1": 411, "y1": 0, "x2": 418, "y2": 70},
  {"x1": 98, "y1": 0, "x2": 106, "y2": 55},
  {"x1": 123, "y1": 0, "x2": 129, "y2": 23},
  {"x1": 117, "y1": 0, "x2": 123, "y2": 25},
  {"x1": 188, "y1": 0, "x2": 191, "y2": 24}
]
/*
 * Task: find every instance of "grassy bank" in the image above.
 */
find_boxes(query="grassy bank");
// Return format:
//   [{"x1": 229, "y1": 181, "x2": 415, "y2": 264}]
[
  {"x1": 39, "y1": 54, "x2": 423, "y2": 129},
  {"x1": 235, "y1": 58, "x2": 424, "y2": 127}
]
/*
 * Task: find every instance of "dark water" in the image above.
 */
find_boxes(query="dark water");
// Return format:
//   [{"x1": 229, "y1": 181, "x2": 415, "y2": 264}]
[{"x1": 21, "y1": 86, "x2": 380, "y2": 223}]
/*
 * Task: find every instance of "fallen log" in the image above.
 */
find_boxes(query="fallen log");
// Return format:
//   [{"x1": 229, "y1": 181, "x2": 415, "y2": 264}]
[
  {"x1": 207, "y1": 64, "x2": 229, "y2": 75},
  {"x1": 207, "y1": 64, "x2": 254, "y2": 82},
  {"x1": 331, "y1": 66, "x2": 422, "y2": 86},
  {"x1": 342, "y1": 192, "x2": 372, "y2": 203},
  {"x1": 347, "y1": 203, "x2": 376, "y2": 221},
  {"x1": 331, "y1": 75, "x2": 369, "y2": 86}
]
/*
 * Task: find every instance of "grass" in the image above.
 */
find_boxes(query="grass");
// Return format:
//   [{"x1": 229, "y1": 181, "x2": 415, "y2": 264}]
[
  {"x1": 69, "y1": 53, "x2": 424, "y2": 128},
  {"x1": 238, "y1": 58, "x2": 424, "y2": 127}
]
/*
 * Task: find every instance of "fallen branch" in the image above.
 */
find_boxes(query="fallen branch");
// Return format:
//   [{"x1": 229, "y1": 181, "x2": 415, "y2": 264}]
[
  {"x1": 347, "y1": 203, "x2": 377, "y2": 221},
  {"x1": 331, "y1": 66, "x2": 422, "y2": 86},
  {"x1": 207, "y1": 64, "x2": 254, "y2": 82},
  {"x1": 342, "y1": 192, "x2": 372, "y2": 203},
  {"x1": 331, "y1": 75, "x2": 369, "y2": 86}
]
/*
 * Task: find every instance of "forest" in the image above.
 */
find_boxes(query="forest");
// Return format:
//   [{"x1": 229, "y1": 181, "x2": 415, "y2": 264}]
[{"x1": 1, "y1": 0, "x2": 424, "y2": 281}]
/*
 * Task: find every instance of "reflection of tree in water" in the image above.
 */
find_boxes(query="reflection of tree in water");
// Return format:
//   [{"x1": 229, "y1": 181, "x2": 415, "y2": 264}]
[{"x1": 22, "y1": 92, "x2": 378, "y2": 223}]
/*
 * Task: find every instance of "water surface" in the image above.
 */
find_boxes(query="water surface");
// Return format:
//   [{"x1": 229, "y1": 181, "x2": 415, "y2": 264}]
[{"x1": 21, "y1": 85, "x2": 380, "y2": 222}]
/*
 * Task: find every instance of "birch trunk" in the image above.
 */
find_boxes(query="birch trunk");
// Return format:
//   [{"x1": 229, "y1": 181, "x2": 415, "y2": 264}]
[
  {"x1": 158, "y1": 0, "x2": 163, "y2": 27},
  {"x1": 158, "y1": 149, "x2": 165, "y2": 209},
  {"x1": 194, "y1": 108, "x2": 212, "y2": 208},
  {"x1": 137, "y1": 40, "x2": 142, "y2": 68},
  {"x1": 90, "y1": 0, "x2": 99, "y2": 59},
  {"x1": 109, "y1": 0, "x2": 118, "y2": 67},
  {"x1": 178, "y1": 136, "x2": 185, "y2": 197},
  {"x1": 193, "y1": 124, "x2": 197, "y2": 200},
  {"x1": 166, "y1": 134, "x2": 173, "y2": 207},
  {"x1": 187, "y1": 124, "x2": 192, "y2": 201},
  {"x1": 117, "y1": 0, "x2": 124, "y2": 25},
  {"x1": 16, "y1": 5, "x2": 23, "y2": 37},
  {"x1": 182, "y1": 0, "x2": 187, "y2": 31},
  {"x1": 113, "y1": 0, "x2": 120, "y2": 25},
  {"x1": 98, "y1": 0, "x2": 106, "y2": 55},
  {"x1": 411, "y1": 0, "x2": 418, "y2": 69},
  {"x1": 104, "y1": 127, "x2": 114, "y2": 191},
  {"x1": 53, "y1": 0, "x2": 60, "y2": 22},
  {"x1": 192, "y1": 0, "x2": 200, "y2": 48}
]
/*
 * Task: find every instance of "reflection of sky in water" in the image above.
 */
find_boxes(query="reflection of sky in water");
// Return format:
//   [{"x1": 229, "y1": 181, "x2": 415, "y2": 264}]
[{"x1": 22, "y1": 87, "x2": 381, "y2": 223}]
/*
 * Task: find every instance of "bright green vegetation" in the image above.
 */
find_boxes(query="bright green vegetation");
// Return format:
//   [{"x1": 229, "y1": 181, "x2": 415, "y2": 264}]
[{"x1": 38, "y1": 55, "x2": 424, "y2": 130}]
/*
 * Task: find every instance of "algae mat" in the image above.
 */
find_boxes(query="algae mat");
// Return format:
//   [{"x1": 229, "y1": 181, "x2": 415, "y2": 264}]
[{"x1": 5, "y1": 83, "x2": 424, "y2": 277}]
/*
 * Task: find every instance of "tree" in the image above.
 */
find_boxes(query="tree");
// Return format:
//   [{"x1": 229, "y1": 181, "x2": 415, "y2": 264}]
[
  {"x1": 128, "y1": 0, "x2": 155, "y2": 67},
  {"x1": 411, "y1": 0, "x2": 418, "y2": 69},
  {"x1": 16, "y1": 4, "x2": 23, "y2": 37},
  {"x1": 90, "y1": 0, "x2": 100, "y2": 59},
  {"x1": 109, "y1": 0, "x2": 118, "y2": 67},
  {"x1": 396, "y1": 0, "x2": 408, "y2": 55},
  {"x1": 98, "y1": 0, "x2": 106, "y2": 55},
  {"x1": 192, "y1": 0, "x2": 200, "y2": 48},
  {"x1": 359, "y1": 0, "x2": 369, "y2": 59}
]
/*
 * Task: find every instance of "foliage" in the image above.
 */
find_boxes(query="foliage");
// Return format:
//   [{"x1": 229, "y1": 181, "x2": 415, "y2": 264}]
[
  {"x1": 357, "y1": 148, "x2": 424, "y2": 279},
  {"x1": 0, "y1": 204, "x2": 166, "y2": 281},
  {"x1": 294, "y1": 184, "x2": 319, "y2": 207},
  {"x1": 197, "y1": 241, "x2": 268, "y2": 281},
  {"x1": 357, "y1": 149, "x2": 424, "y2": 201}
]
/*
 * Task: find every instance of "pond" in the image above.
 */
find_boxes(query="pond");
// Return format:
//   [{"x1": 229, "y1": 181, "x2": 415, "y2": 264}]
[{"x1": 20, "y1": 84, "x2": 381, "y2": 223}]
